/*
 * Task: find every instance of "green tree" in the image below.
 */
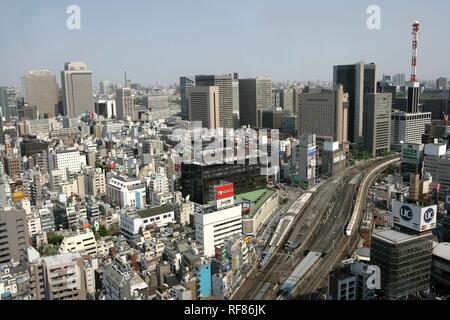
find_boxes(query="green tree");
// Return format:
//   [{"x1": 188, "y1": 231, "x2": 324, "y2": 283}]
[
  {"x1": 99, "y1": 225, "x2": 109, "y2": 237},
  {"x1": 48, "y1": 234, "x2": 64, "y2": 246}
]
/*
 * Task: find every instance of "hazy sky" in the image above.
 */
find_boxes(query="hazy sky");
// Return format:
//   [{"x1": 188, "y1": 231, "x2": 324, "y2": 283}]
[{"x1": 1, "y1": 0, "x2": 449, "y2": 86}]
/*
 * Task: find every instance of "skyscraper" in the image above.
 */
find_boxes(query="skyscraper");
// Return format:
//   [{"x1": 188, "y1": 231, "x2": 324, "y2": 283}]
[
  {"x1": 180, "y1": 76, "x2": 194, "y2": 120},
  {"x1": 22, "y1": 70, "x2": 59, "y2": 118},
  {"x1": 239, "y1": 78, "x2": 272, "y2": 128},
  {"x1": 364, "y1": 93, "x2": 392, "y2": 156},
  {"x1": 407, "y1": 82, "x2": 420, "y2": 113},
  {"x1": 436, "y1": 77, "x2": 448, "y2": 90},
  {"x1": 61, "y1": 62, "x2": 94, "y2": 117},
  {"x1": 297, "y1": 85, "x2": 348, "y2": 145},
  {"x1": 232, "y1": 74, "x2": 240, "y2": 128},
  {"x1": 0, "y1": 86, "x2": 19, "y2": 120},
  {"x1": 115, "y1": 87, "x2": 134, "y2": 120},
  {"x1": 391, "y1": 111, "x2": 431, "y2": 151},
  {"x1": 279, "y1": 88, "x2": 295, "y2": 113},
  {"x1": 99, "y1": 80, "x2": 111, "y2": 96},
  {"x1": 392, "y1": 74, "x2": 406, "y2": 86},
  {"x1": 188, "y1": 86, "x2": 220, "y2": 129},
  {"x1": 195, "y1": 74, "x2": 233, "y2": 128},
  {"x1": 333, "y1": 63, "x2": 376, "y2": 145}
]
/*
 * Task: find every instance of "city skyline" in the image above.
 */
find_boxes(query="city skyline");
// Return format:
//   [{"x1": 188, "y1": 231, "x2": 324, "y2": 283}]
[{"x1": 1, "y1": 0, "x2": 450, "y2": 86}]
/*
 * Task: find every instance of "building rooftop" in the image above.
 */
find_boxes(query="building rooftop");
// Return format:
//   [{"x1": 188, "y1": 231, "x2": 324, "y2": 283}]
[
  {"x1": 136, "y1": 205, "x2": 173, "y2": 219},
  {"x1": 42, "y1": 252, "x2": 81, "y2": 266},
  {"x1": 236, "y1": 188, "x2": 276, "y2": 219},
  {"x1": 433, "y1": 242, "x2": 450, "y2": 261},
  {"x1": 372, "y1": 228, "x2": 431, "y2": 245}
]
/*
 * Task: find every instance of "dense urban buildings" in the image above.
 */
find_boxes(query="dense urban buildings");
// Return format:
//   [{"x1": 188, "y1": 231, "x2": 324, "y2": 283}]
[{"x1": 0, "y1": 8, "x2": 449, "y2": 304}]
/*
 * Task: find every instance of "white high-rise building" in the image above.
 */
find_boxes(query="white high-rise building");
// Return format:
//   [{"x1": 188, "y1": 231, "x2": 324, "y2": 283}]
[
  {"x1": 391, "y1": 111, "x2": 432, "y2": 151},
  {"x1": 195, "y1": 203, "x2": 243, "y2": 257},
  {"x1": 51, "y1": 148, "x2": 85, "y2": 181},
  {"x1": 107, "y1": 175, "x2": 146, "y2": 209}
]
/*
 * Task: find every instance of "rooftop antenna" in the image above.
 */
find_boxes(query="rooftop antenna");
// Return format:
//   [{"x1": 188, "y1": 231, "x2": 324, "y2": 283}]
[
  {"x1": 410, "y1": 21, "x2": 421, "y2": 82},
  {"x1": 124, "y1": 71, "x2": 127, "y2": 87}
]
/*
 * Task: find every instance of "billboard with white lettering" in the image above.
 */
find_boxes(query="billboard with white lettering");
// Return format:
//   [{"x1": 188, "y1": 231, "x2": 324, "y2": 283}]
[
  {"x1": 445, "y1": 193, "x2": 450, "y2": 211},
  {"x1": 392, "y1": 200, "x2": 437, "y2": 232}
]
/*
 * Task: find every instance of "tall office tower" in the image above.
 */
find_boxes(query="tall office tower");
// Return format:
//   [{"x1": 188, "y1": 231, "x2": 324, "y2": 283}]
[
  {"x1": 392, "y1": 73, "x2": 406, "y2": 86},
  {"x1": 116, "y1": 88, "x2": 134, "y2": 120},
  {"x1": 382, "y1": 74, "x2": 392, "y2": 83},
  {"x1": 0, "y1": 86, "x2": 19, "y2": 120},
  {"x1": 333, "y1": 63, "x2": 376, "y2": 145},
  {"x1": 279, "y1": 88, "x2": 295, "y2": 113},
  {"x1": 391, "y1": 111, "x2": 431, "y2": 151},
  {"x1": 61, "y1": 62, "x2": 94, "y2": 117},
  {"x1": 239, "y1": 78, "x2": 272, "y2": 128},
  {"x1": 22, "y1": 70, "x2": 59, "y2": 118},
  {"x1": 407, "y1": 82, "x2": 420, "y2": 113},
  {"x1": 436, "y1": 77, "x2": 448, "y2": 90},
  {"x1": 364, "y1": 93, "x2": 392, "y2": 156},
  {"x1": 232, "y1": 74, "x2": 240, "y2": 128},
  {"x1": 180, "y1": 76, "x2": 194, "y2": 120},
  {"x1": 195, "y1": 74, "x2": 233, "y2": 128},
  {"x1": 297, "y1": 85, "x2": 348, "y2": 145},
  {"x1": 115, "y1": 87, "x2": 134, "y2": 120},
  {"x1": 99, "y1": 80, "x2": 111, "y2": 96},
  {"x1": 0, "y1": 208, "x2": 29, "y2": 264},
  {"x1": 188, "y1": 86, "x2": 220, "y2": 129},
  {"x1": 371, "y1": 229, "x2": 433, "y2": 299}
]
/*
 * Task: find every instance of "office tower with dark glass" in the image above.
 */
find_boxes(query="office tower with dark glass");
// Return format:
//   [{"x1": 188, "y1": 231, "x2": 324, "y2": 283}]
[
  {"x1": 0, "y1": 86, "x2": 19, "y2": 120},
  {"x1": 188, "y1": 86, "x2": 220, "y2": 129},
  {"x1": 333, "y1": 63, "x2": 376, "y2": 146},
  {"x1": 61, "y1": 62, "x2": 95, "y2": 117},
  {"x1": 239, "y1": 78, "x2": 272, "y2": 128},
  {"x1": 371, "y1": 229, "x2": 433, "y2": 299},
  {"x1": 180, "y1": 76, "x2": 195, "y2": 120},
  {"x1": 195, "y1": 74, "x2": 233, "y2": 128},
  {"x1": 22, "y1": 70, "x2": 59, "y2": 118},
  {"x1": 364, "y1": 93, "x2": 392, "y2": 156}
]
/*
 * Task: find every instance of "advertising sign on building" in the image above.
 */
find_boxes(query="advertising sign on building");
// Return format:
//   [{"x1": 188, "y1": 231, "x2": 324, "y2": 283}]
[
  {"x1": 308, "y1": 146, "x2": 317, "y2": 156},
  {"x1": 392, "y1": 200, "x2": 437, "y2": 232},
  {"x1": 212, "y1": 183, "x2": 235, "y2": 209},
  {"x1": 241, "y1": 200, "x2": 252, "y2": 214},
  {"x1": 445, "y1": 193, "x2": 450, "y2": 211}
]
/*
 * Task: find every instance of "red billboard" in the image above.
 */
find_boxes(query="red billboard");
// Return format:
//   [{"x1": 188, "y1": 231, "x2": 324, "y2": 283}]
[{"x1": 215, "y1": 183, "x2": 234, "y2": 200}]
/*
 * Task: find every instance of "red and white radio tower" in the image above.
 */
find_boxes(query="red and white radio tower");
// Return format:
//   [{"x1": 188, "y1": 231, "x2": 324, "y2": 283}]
[{"x1": 410, "y1": 21, "x2": 420, "y2": 82}]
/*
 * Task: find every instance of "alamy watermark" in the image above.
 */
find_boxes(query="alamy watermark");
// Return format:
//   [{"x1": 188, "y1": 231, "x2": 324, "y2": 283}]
[
  {"x1": 66, "y1": 5, "x2": 81, "y2": 30},
  {"x1": 366, "y1": 5, "x2": 381, "y2": 30},
  {"x1": 170, "y1": 122, "x2": 280, "y2": 176}
]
